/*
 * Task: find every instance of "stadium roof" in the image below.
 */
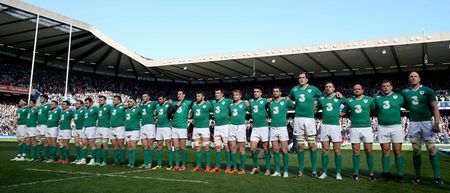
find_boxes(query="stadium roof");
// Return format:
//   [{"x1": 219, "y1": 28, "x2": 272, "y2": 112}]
[{"x1": 1, "y1": 0, "x2": 450, "y2": 84}]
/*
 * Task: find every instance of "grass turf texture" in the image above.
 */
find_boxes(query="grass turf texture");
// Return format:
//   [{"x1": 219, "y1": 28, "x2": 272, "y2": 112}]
[{"x1": 0, "y1": 141, "x2": 448, "y2": 193}]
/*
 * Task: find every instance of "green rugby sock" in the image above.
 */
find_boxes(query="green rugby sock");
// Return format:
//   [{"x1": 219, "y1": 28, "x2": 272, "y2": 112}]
[
  {"x1": 395, "y1": 155, "x2": 404, "y2": 176},
  {"x1": 352, "y1": 154, "x2": 360, "y2": 174},
  {"x1": 283, "y1": 153, "x2": 289, "y2": 173},
  {"x1": 335, "y1": 154, "x2": 342, "y2": 174},
  {"x1": 252, "y1": 151, "x2": 259, "y2": 168},
  {"x1": 274, "y1": 152, "x2": 280, "y2": 172},
  {"x1": 430, "y1": 154, "x2": 441, "y2": 177},
  {"x1": 382, "y1": 155, "x2": 390, "y2": 173},
  {"x1": 321, "y1": 154, "x2": 329, "y2": 174},
  {"x1": 297, "y1": 151, "x2": 304, "y2": 172}
]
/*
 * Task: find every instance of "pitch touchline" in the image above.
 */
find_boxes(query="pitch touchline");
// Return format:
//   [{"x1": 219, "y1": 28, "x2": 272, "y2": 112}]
[{"x1": 21, "y1": 168, "x2": 208, "y2": 184}]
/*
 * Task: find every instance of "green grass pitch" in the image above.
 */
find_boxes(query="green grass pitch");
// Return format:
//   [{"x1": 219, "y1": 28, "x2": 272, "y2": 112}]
[{"x1": 0, "y1": 141, "x2": 448, "y2": 193}]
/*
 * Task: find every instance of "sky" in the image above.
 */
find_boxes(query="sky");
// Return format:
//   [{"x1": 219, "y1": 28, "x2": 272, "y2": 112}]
[{"x1": 22, "y1": 0, "x2": 450, "y2": 59}]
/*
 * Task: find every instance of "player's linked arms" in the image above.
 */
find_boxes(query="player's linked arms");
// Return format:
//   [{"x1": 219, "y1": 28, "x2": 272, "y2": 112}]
[
  {"x1": 335, "y1": 92, "x2": 343, "y2": 99},
  {"x1": 267, "y1": 98, "x2": 273, "y2": 103},
  {"x1": 244, "y1": 100, "x2": 250, "y2": 107}
]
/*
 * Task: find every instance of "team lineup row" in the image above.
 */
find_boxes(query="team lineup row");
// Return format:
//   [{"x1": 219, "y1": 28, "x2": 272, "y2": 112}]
[{"x1": 10, "y1": 72, "x2": 444, "y2": 186}]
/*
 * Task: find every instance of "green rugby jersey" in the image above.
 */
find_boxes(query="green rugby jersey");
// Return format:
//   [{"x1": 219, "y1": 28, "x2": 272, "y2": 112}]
[
  {"x1": 212, "y1": 98, "x2": 232, "y2": 126},
  {"x1": 46, "y1": 108, "x2": 61, "y2": 128},
  {"x1": 156, "y1": 102, "x2": 171, "y2": 127},
  {"x1": 125, "y1": 106, "x2": 141, "y2": 131},
  {"x1": 249, "y1": 98, "x2": 268, "y2": 128},
  {"x1": 374, "y1": 92, "x2": 404, "y2": 125},
  {"x1": 172, "y1": 100, "x2": 192, "y2": 129},
  {"x1": 59, "y1": 109, "x2": 73, "y2": 130},
  {"x1": 269, "y1": 98, "x2": 293, "y2": 127},
  {"x1": 83, "y1": 106, "x2": 98, "y2": 128},
  {"x1": 26, "y1": 107, "x2": 38, "y2": 128},
  {"x1": 229, "y1": 100, "x2": 248, "y2": 125},
  {"x1": 342, "y1": 96, "x2": 375, "y2": 128},
  {"x1": 17, "y1": 106, "x2": 28, "y2": 125},
  {"x1": 111, "y1": 104, "x2": 125, "y2": 128},
  {"x1": 37, "y1": 103, "x2": 50, "y2": 125},
  {"x1": 192, "y1": 101, "x2": 212, "y2": 128},
  {"x1": 140, "y1": 101, "x2": 157, "y2": 125},
  {"x1": 97, "y1": 104, "x2": 111, "y2": 128},
  {"x1": 317, "y1": 95, "x2": 346, "y2": 125},
  {"x1": 400, "y1": 85, "x2": 436, "y2": 122},
  {"x1": 73, "y1": 107, "x2": 86, "y2": 129},
  {"x1": 288, "y1": 84, "x2": 322, "y2": 118}
]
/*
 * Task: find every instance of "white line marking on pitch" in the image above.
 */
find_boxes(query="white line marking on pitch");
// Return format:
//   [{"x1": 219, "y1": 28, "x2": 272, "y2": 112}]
[
  {"x1": 0, "y1": 176, "x2": 91, "y2": 188},
  {"x1": 16, "y1": 168, "x2": 209, "y2": 185}
]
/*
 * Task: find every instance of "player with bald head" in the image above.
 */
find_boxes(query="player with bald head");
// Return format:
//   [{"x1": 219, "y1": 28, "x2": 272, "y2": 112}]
[
  {"x1": 341, "y1": 84, "x2": 376, "y2": 182},
  {"x1": 400, "y1": 72, "x2": 443, "y2": 186}
]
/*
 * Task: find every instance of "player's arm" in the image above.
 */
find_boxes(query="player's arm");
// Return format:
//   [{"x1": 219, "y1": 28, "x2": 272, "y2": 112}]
[
  {"x1": 429, "y1": 89, "x2": 441, "y2": 132},
  {"x1": 340, "y1": 101, "x2": 349, "y2": 117},
  {"x1": 288, "y1": 88, "x2": 295, "y2": 101},
  {"x1": 399, "y1": 89, "x2": 409, "y2": 110}
]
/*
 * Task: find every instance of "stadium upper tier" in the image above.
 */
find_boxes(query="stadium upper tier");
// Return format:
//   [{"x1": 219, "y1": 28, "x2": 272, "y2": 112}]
[{"x1": 1, "y1": 0, "x2": 450, "y2": 84}]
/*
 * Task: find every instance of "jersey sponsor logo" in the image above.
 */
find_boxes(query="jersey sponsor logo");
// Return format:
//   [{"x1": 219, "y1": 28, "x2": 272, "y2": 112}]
[
  {"x1": 215, "y1": 106, "x2": 220, "y2": 113},
  {"x1": 334, "y1": 98, "x2": 338, "y2": 102},
  {"x1": 419, "y1": 90, "x2": 425, "y2": 95},
  {"x1": 393, "y1": 95, "x2": 398, "y2": 99},
  {"x1": 349, "y1": 99, "x2": 353, "y2": 102},
  {"x1": 383, "y1": 101, "x2": 390, "y2": 109},
  {"x1": 103, "y1": 107, "x2": 106, "y2": 111},
  {"x1": 363, "y1": 99, "x2": 368, "y2": 103},
  {"x1": 411, "y1": 96, "x2": 419, "y2": 105},
  {"x1": 195, "y1": 109, "x2": 201, "y2": 116},
  {"x1": 272, "y1": 106, "x2": 279, "y2": 114},
  {"x1": 280, "y1": 101, "x2": 284, "y2": 106},
  {"x1": 222, "y1": 101, "x2": 225, "y2": 105},
  {"x1": 165, "y1": 104, "x2": 169, "y2": 108},
  {"x1": 176, "y1": 108, "x2": 183, "y2": 113},
  {"x1": 307, "y1": 89, "x2": 312, "y2": 93},
  {"x1": 326, "y1": 103, "x2": 333, "y2": 111},
  {"x1": 239, "y1": 104, "x2": 243, "y2": 108},
  {"x1": 260, "y1": 100, "x2": 264, "y2": 104},
  {"x1": 232, "y1": 109, "x2": 238, "y2": 116},
  {"x1": 320, "y1": 96, "x2": 325, "y2": 100},
  {"x1": 202, "y1": 105, "x2": 206, "y2": 108},
  {"x1": 355, "y1": 104, "x2": 362, "y2": 113},
  {"x1": 299, "y1": 94, "x2": 305, "y2": 102}
]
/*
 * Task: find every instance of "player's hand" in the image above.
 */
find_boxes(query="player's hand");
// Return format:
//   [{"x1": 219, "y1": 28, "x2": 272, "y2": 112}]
[
  {"x1": 167, "y1": 99, "x2": 173, "y2": 104},
  {"x1": 267, "y1": 98, "x2": 273, "y2": 103},
  {"x1": 432, "y1": 122, "x2": 441, "y2": 133},
  {"x1": 244, "y1": 100, "x2": 250, "y2": 106},
  {"x1": 177, "y1": 101, "x2": 182, "y2": 106},
  {"x1": 335, "y1": 92, "x2": 343, "y2": 99}
]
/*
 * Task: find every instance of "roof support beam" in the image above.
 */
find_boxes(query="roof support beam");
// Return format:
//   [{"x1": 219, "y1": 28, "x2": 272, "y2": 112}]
[
  {"x1": 172, "y1": 65, "x2": 213, "y2": 79},
  {"x1": 210, "y1": 61, "x2": 247, "y2": 76},
  {"x1": 304, "y1": 53, "x2": 333, "y2": 76},
  {"x1": 390, "y1": 46, "x2": 401, "y2": 73},
  {"x1": 232, "y1": 59, "x2": 266, "y2": 75},
  {"x1": 278, "y1": 55, "x2": 310, "y2": 76},
  {"x1": 255, "y1": 58, "x2": 289, "y2": 74},
  {"x1": 21, "y1": 32, "x2": 90, "y2": 55},
  {"x1": 128, "y1": 57, "x2": 138, "y2": 79},
  {"x1": 360, "y1": 48, "x2": 378, "y2": 74},
  {"x1": 72, "y1": 42, "x2": 105, "y2": 64},
  {"x1": 331, "y1": 51, "x2": 355, "y2": 75},
  {"x1": 0, "y1": 23, "x2": 64, "y2": 38},
  {"x1": 93, "y1": 47, "x2": 113, "y2": 73},
  {"x1": 421, "y1": 43, "x2": 427, "y2": 71},
  {"x1": 114, "y1": 52, "x2": 122, "y2": 77},
  {"x1": 11, "y1": 31, "x2": 86, "y2": 46},
  {"x1": 191, "y1": 63, "x2": 229, "y2": 77},
  {"x1": 49, "y1": 36, "x2": 97, "y2": 58},
  {"x1": 0, "y1": 16, "x2": 36, "y2": 27}
]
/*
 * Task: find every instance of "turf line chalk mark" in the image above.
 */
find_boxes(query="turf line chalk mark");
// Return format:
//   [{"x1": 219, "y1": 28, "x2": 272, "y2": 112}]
[{"x1": 5, "y1": 168, "x2": 209, "y2": 186}]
